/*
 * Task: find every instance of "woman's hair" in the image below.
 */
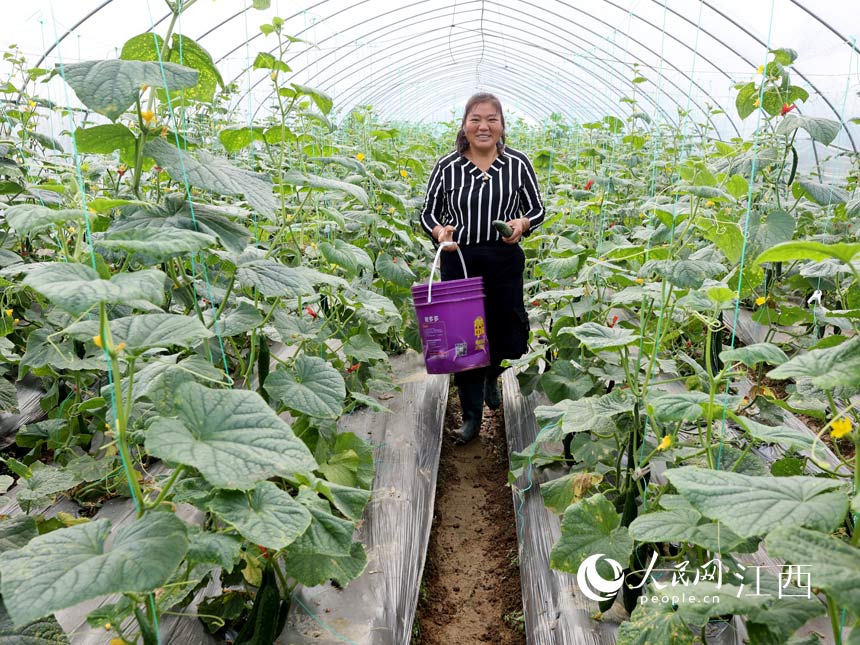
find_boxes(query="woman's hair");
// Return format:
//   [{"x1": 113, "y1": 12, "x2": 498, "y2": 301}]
[{"x1": 456, "y1": 92, "x2": 506, "y2": 155}]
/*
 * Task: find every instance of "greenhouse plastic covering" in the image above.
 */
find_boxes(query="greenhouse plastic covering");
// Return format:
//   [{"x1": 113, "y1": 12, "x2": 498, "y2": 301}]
[{"x1": 10, "y1": 2, "x2": 860, "y2": 154}]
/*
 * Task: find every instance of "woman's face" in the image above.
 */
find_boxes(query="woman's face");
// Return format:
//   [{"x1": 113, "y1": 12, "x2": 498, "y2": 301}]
[{"x1": 463, "y1": 102, "x2": 502, "y2": 154}]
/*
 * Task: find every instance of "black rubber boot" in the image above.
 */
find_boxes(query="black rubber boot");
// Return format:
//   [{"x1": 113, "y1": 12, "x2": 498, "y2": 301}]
[
  {"x1": 483, "y1": 369, "x2": 502, "y2": 410},
  {"x1": 452, "y1": 381, "x2": 484, "y2": 444}
]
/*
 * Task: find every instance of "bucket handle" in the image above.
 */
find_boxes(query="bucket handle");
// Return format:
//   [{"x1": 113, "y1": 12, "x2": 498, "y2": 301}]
[{"x1": 427, "y1": 242, "x2": 468, "y2": 304}]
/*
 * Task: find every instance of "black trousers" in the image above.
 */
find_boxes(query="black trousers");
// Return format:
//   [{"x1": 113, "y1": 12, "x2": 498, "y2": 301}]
[{"x1": 441, "y1": 242, "x2": 529, "y2": 387}]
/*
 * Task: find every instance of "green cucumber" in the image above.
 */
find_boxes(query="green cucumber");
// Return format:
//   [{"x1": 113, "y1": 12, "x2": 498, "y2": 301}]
[{"x1": 492, "y1": 220, "x2": 513, "y2": 237}]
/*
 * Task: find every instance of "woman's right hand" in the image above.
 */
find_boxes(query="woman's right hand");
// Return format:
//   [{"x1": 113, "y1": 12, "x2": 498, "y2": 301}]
[{"x1": 434, "y1": 225, "x2": 458, "y2": 251}]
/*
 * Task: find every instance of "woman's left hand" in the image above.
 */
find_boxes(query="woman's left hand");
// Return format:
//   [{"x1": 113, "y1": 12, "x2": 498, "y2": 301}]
[{"x1": 502, "y1": 218, "x2": 529, "y2": 244}]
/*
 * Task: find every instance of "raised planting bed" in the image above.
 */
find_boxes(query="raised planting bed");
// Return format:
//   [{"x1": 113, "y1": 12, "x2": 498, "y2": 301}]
[{"x1": 281, "y1": 351, "x2": 448, "y2": 643}]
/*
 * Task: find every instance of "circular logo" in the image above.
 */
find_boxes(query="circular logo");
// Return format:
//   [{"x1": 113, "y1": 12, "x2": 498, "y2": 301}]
[{"x1": 576, "y1": 554, "x2": 625, "y2": 602}]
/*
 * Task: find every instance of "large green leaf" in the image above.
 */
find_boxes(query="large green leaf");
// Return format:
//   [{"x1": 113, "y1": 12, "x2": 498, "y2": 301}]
[
  {"x1": 767, "y1": 337, "x2": 860, "y2": 389},
  {"x1": 756, "y1": 240, "x2": 860, "y2": 265},
  {"x1": 766, "y1": 526, "x2": 860, "y2": 613},
  {"x1": 539, "y1": 472, "x2": 602, "y2": 514},
  {"x1": 74, "y1": 124, "x2": 136, "y2": 155},
  {"x1": 121, "y1": 33, "x2": 223, "y2": 103},
  {"x1": 0, "y1": 601, "x2": 69, "y2": 644},
  {"x1": 0, "y1": 514, "x2": 188, "y2": 627},
  {"x1": 3, "y1": 205, "x2": 86, "y2": 237},
  {"x1": 616, "y1": 602, "x2": 696, "y2": 645},
  {"x1": 0, "y1": 517, "x2": 38, "y2": 554},
  {"x1": 735, "y1": 81, "x2": 758, "y2": 120},
  {"x1": 144, "y1": 138, "x2": 276, "y2": 217},
  {"x1": 317, "y1": 432, "x2": 375, "y2": 490},
  {"x1": 343, "y1": 327, "x2": 388, "y2": 362},
  {"x1": 319, "y1": 239, "x2": 373, "y2": 276},
  {"x1": 204, "y1": 302, "x2": 263, "y2": 337},
  {"x1": 21, "y1": 264, "x2": 165, "y2": 314},
  {"x1": 539, "y1": 361, "x2": 595, "y2": 404},
  {"x1": 640, "y1": 258, "x2": 725, "y2": 289},
  {"x1": 297, "y1": 474, "x2": 370, "y2": 521},
  {"x1": 559, "y1": 322, "x2": 639, "y2": 352},
  {"x1": 549, "y1": 493, "x2": 633, "y2": 576},
  {"x1": 719, "y1": 342, "x2": 789, "y2": 367},
  {"x1": 264, "y1": 355, "x2": 345, "y2": 419},
  {"x1": 20, "y1": 328, "x2": 106, "y2": 373},
  {"x1": 65, "y1": 314, "x2": 212, "y2": 354},
  {"x1": 647, "y1": 391, "x2": 709, "y2": 423},
  {"x1": 375, "y1": 251, "x2": 415, "y2": 287},
  {"x1": 60, "y1": 60, "x2": 198, "y2": 121},
  {"x1": 734, "y1": 417, "x2": 815, "y2": 452},
  {"x1": 776, "y1": 114, "x2": 841, "y2": 146},
  {"x1": 628, "y1": 499, "x2": 748, "y2": 552},
  {"x1": 281, "y1": 171, "x2": 369, "y2": 206},
  {"x1": 535, "y1": 389, "x2": 634, "y2": 441},
  {"x1": 219, "y1": 126, "x2": 266, "y2": 153},
  {"x1": 291, "y1": 83, "x2": 333, "y2": 115},
  {"x1": 665, "y1": 466, "x2": 847, "y2": 538},
  {"x1": 145, "y1": 381, "x2": 317, "y2": 490},
  {"x1": 348, "y1": 288, "x2": 402, "y2": 334},
  {"x1": 207, "y1": 481, "x2": 311, "y2": 550},
  {"x1": 755, "y1": 209, "x2": 795, "y2": 251},
  {"x1": 794, "y1": 179, "x2": 849, "y2": 205},
  {"x1": 235, "y1": 256, "x2": 315, "y2": 298},
  {"x1": 282, "y1": 541, "x2": 366, "y2": 587},
  {"x1": 280, "y1": 491, "x2": 366, "y2": 586},
  {"x1": 96, "y1": 228, "x2": 216, "y2": 262}
]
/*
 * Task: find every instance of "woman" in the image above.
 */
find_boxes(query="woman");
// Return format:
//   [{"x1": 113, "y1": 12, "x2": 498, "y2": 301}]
[{"x1": 419, "y1": 93, "x2": 544, "y2": 443}]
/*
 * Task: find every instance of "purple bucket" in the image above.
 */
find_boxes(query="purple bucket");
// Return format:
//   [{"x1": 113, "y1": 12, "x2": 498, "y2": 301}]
[{"x1": 411, "y1": 244, "x2": 490, "y2": 374}]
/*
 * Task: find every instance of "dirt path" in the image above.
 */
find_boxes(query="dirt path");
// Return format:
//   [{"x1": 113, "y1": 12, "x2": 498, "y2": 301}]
[{"x1": 414, "y1": 389, "x2": 525, "y2": 645}]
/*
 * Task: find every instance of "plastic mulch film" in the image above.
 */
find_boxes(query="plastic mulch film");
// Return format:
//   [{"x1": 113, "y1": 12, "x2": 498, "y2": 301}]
[{"x1": 281, "y1": 352, "x2": 448, "y2": 644}]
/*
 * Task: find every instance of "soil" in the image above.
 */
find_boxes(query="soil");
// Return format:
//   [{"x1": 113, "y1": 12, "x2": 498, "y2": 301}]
[{"x1": 413, "y1": 386, "x2": 525, "y2": 645}]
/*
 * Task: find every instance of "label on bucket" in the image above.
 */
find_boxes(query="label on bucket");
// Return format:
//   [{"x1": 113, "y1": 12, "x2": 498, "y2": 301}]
[{"x1": 421, "y1": 319, "x2": 448, "y2": 358}]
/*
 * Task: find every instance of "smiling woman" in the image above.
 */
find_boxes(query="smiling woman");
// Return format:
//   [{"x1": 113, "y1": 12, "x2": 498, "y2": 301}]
[{"x1": 419, "y1": 93, "x2": 545, "y2": 444}]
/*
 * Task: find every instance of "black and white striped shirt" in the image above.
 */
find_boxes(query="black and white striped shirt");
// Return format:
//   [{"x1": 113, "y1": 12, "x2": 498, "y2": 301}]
[{"x1": 419, "y1": 147, "x2": 545, "y2": 245}]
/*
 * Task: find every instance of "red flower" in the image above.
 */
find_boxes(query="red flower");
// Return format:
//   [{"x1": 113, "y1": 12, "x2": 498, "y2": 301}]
[
  {"x1": 305, "y1": 305, "x2": 317, "y2": 318},
  {"x1": 347, "y1": 363, "x2": 361, "y2": 374},
  {"x1": 259, "y1": 546, "x2": 269, "y2": 559},
  {"x1": 608, "y1": 315, "x2": 619, "y2": 328},
  {"x1": 780, "y1": 103, "x2": 796, "y2": 116},
  {"x1": 531, "y1": 300, "x2": 540, "y2": 306},
  {"x1": 583, "y1": 179, "x2": 595, "y2": 191}
]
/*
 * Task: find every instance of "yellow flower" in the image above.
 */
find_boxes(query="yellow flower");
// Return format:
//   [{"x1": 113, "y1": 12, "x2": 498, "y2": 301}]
[
  {"x1": 757, "y1": 64, "x2": 764, "y2": 74},
  {"x1": 67, "y1": 225, "x2": 76, "y2": 234},
  {"x1": 140, "y1": 84, "x2": 148, "y2": 91},
  {"x1": 3, "y1": 309, "x2": 11, "y2": 316},
  {"x1": 400, "y1": 169, "x2": 408, "y2": 178},
  {"x1": 388, "y1": 207, "x2": 396, "y2": 214},
  {"x1": 753, "y1": 98, "x2": 761, "y2": 108},
  {"x1": 635, "y1": 277, "x2": 644, "y2": 285},
  {"x1": 705, "y1": 200, "x2": 715, "y2": 207},
  {"x1": 755, "y1": 296, "x2": 767, "y2": 306},
  {"x1": 830, "y1": 416, "x2": 853, "y2": 439},
  {"x1": 160, "y1": 124, "x2": 169, "y2": 138},
  {"x1": 27, "y1": 100, "x2": 36, "y2": 110},
  {"x1": 356, "y1": 153, "x2": 365, "y2": 162},
  {"x1": 103, "y1": 622, "x2": 112, "y2": 630},
  {"x1": 92, "y1": 335, "x2": 103, "y2": 348},
  {"x1": 109, "y1": 639, "x2": 125, "y2": 645},
  {"x1": 657, "y1": 435, "x2": 672, "y2": 451},
  {"x1": 115, "y1": 342, "x2": 127, "y2": 353},
  {"x1": 141, "y1": 110, "x2": 156, "y2": 124},
  {"x1": 270, "y1": 71, "x2": 277, "y2": 81},
  {"x1": 12, "y1": 319, "x2": 19, "y2": 325}
]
